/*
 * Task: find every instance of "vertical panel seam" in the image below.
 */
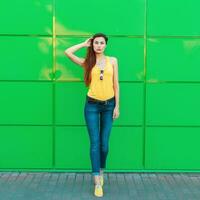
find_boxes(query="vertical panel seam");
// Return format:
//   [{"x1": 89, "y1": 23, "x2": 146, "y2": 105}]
[
  {"x1": 143, "y1": 0, "x2": 147, "y2": 169},
  {"x1": 52, "y1": 0, "x2": 56, "y2": 168}
]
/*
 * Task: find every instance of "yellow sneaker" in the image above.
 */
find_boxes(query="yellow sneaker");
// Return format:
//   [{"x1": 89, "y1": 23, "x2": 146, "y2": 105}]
[
  {"x1": 100, "y1": 175, "x2": 104, "y2": 186},
  {"x1": 94, "y1": 184, "x2": 103, "y2": 197}
]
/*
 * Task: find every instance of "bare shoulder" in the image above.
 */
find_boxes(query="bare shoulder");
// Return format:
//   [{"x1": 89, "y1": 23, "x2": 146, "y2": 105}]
[{"x1": 109, "y1": 56, "x2": 118, "y2": 66}]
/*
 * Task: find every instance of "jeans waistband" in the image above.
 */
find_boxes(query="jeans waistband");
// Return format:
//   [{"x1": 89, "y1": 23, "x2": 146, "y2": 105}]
[{"x1": 87, "y1": 95, "x2": 115, "y2": 104}]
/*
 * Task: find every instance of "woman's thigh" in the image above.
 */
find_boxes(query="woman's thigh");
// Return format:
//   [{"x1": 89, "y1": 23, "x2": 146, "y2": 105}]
[
  {"x1": 100, "y1": 98, "x2": 116, "y2": 142},
  {"x1": 84, "y1": 100, "x2": 100, "y2": 141}
]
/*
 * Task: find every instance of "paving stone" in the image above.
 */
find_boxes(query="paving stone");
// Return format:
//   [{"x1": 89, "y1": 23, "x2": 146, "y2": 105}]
[{"x1": 0, "y1": 172, "x2": 200, "y2": 200}]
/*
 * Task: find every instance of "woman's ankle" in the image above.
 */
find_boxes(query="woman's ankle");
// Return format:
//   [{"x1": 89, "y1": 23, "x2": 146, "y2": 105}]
[
  {"x1": 94, "y1": 175, "x2": 101, "y2": 185},
  {"x1": 100, "y1": 168, "x2": 104, "y2": 176}
]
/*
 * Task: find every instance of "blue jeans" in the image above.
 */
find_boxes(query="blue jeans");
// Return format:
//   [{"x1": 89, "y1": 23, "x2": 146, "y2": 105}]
[{"x1": 84, "y1": 95, "x2": 115, "y2": 176}]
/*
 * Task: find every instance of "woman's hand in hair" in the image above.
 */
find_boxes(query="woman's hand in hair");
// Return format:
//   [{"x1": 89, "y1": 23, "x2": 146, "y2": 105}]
[{"x1": 83, "y1": 37, "x2": 92, "y2": 47}]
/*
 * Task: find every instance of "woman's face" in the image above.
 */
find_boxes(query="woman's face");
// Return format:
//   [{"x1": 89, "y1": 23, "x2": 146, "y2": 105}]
[{"x1": 92, "y1": 37, "x2": 107, "y2": 54}]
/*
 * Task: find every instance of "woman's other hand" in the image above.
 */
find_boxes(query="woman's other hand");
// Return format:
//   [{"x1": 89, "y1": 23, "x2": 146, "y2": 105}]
[{"x1": 113, "y1": 106, "x2": 120, "y2": 120}]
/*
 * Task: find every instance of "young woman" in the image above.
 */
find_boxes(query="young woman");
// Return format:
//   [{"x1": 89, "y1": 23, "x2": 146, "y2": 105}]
[{"x1": 64, "y1": 33, "x2": 120, "y2": 197}]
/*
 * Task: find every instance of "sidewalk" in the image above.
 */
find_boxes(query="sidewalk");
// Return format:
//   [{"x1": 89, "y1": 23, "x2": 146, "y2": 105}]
[{"x1": 0, "y1": 172, "x2": 200, "y2": 200}]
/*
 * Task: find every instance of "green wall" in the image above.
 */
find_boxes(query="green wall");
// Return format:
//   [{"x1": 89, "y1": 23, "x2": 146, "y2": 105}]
[{"x1": 0, "y1": 0, "x2": 200, "y2": 171}]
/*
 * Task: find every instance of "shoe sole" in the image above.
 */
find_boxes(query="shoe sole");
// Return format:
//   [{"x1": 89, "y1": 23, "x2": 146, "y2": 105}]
[{"x1": 94, "y1": 186, "x2": 103, "y2": 197}]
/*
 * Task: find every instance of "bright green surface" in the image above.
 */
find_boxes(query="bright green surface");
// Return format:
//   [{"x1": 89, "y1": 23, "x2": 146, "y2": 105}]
[
  {"x1": 0, "y1": 82, "x2": 53, "y2": 124},
  {"x1": 55, "y1": 127, "x2": 90, "y2": 168},
  {"x1": 147, "y1": 38, "x2": 200, "y2": 81},
  {"x1": 56, "y1": 0, "x2": 144, "y2": 35},
  {"x1": 107, "y1": 127, "x2": 143, "y2": 169},
  {"x1": 0, "y1": 0, "x2": 200, "y2": 171},
  {"x1": 147, "y1": 0, "x2": 200, "y2": 36},
  {"x1": 0, "y1": 126, "x2": 53, "y2": 168},
  {"x1": 0, "y1": 37, "x2": 53, "y2": 80},
  {"x1": 145, "y1": 127, "x2": 200, "y2": 169},
  {"x1": 55, "y1": 82, "x2": 88, "y2": 125},
  {"x1": 0, "y1": 0, "x2": 52, "y2": 35},
  {"x1": 146, "y1": 83, "x2": 200, "y2": 126},
  {"x1": 106, "y1": 37, "x2": 144, "y2": 81}
]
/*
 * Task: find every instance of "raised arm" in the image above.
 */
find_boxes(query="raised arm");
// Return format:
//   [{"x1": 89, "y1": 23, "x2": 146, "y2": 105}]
[{"x1": 64, "y1": 37, "x2": 92, "y2": 67}]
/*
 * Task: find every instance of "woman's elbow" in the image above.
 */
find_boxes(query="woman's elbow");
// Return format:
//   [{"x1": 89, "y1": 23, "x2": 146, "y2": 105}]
[{"x1": 64, "y1": 49, "x2": 70, "y2": 57}]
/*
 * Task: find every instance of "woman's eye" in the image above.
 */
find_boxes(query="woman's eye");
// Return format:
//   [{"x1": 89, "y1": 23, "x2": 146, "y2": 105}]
[{"x1": 94, "y1": 41, "x2": 104, "y2": 44}]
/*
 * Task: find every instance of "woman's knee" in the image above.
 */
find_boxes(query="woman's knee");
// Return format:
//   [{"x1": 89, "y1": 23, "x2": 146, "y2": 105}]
[
  {"x1": 100, "y1": 144, "x2": 109, "y2": 153},
  {"x1": 90, "y1": 140, "x2": 100, "y2": 151}
]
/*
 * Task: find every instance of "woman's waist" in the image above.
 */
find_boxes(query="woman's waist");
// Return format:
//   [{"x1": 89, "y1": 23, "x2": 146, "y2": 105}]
[{"x1": 86, "y1": 94, "x2": 115, "y2": 103}]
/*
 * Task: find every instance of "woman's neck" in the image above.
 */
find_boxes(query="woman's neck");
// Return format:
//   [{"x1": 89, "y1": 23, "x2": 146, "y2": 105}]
[{"x1": 96, "y1": 53, "x2": 106, "y2": 60}]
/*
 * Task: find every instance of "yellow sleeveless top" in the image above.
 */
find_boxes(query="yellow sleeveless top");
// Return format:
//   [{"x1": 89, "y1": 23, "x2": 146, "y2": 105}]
[{"x1": 87, "y1": 56, "x2": 115, "y2": 101}]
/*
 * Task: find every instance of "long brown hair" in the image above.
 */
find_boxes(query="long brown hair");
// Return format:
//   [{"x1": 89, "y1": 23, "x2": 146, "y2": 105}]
[{"x1": 83, "y1": 33, "x2": 108, "y2": 87}]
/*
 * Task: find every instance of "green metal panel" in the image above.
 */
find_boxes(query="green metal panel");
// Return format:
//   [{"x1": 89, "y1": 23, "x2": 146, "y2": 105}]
[
  {"x1": 0, "y1": 37, "x2": 53, "y2": 80},
  {"x1": 145, "y1": 127, "x2": 200, "y2": 169},
  {"x1": 57, "y1": 37, "x2": 144, "y2": 81},
  {"x1": 56, "y1": 0, "x2": 144, "y2": 35},
  {"x1": 55, "y1": 82, "x2": 143, "y2": 126},
  {"x1": 55, "y1": 127, "x2": 143, "y2": 169},
  {"x1": 107, "y1": 127, "x2": 143, "y2": 169},
  {"x1": 55, "y1": 127, "x2": 90, "y2": 168},
  {"x1": 55, "y1": 82, "x2": 88, "y2": 125},
  {"x1": 0, "y1": 82, "x2": 53, "y2": 125},
  {"x1": 146, "y1": 83, "x2": 200, "y2": 126},
  {"x1": 114, "y1": 83, "x2": 144, "y2": 126},
  {"x1": 0, "y1": 126, "x2": 53, "y2": 168},
  {"x1": 0, "y1": 0, "x2": 52, "y2": 35},
  {"x1": 0, "y1": 0, "x2": 200, "y2": 171},
  {"x1": 147, "y1": 38, "x2": 200, "y2": 81},
  {"x1": 106, "y1": 37, "x2": 144, "y2": 81},
  {"x1": 147, "y1": 0, "x2": 200, "y2": 36}
]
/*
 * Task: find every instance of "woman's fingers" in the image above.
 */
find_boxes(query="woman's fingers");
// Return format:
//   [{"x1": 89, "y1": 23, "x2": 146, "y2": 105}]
[
  {"x1": 113, "y1": 108, "x2": 120, "y2": 119},
  {"x1": 85, "y1": 37, "x2": 92, "y2": 46}
]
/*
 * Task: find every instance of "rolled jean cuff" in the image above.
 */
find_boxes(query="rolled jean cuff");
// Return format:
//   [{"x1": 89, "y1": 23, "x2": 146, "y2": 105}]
[{"x1": 92, "y1": 172, "x2": 100, "y2": 176}]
